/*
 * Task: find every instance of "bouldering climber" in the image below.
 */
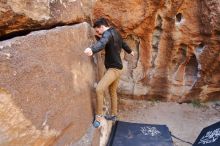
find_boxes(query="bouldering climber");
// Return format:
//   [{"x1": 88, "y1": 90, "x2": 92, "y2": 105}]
[{"x1": 84, "y1": 18, "x2": 134, "y2": 128}]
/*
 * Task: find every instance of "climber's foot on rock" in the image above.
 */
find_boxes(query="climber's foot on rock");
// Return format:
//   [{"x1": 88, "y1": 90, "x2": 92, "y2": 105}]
[{"x1": 93, "y1": 115, "x2": 103, "y2": 128}]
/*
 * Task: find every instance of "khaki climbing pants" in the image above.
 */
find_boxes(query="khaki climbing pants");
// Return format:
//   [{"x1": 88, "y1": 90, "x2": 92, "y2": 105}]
[{"x1": 96, "y1": 68, "x2": 123, "y2": 116}]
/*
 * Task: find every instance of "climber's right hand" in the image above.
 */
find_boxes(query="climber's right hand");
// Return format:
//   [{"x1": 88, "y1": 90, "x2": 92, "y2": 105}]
[{"x1": 84, "y1": 48, "x2": 93, "y2": 56}]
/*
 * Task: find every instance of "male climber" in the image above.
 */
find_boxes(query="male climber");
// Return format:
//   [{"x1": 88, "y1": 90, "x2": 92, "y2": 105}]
[{"x1": 84, "y1": 18, "x2": 134, "y2": 128}]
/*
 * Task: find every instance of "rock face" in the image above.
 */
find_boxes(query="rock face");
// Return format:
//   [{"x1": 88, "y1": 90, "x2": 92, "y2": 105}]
[
  {"x1": 1, "y1": 0, "x2": 219, "y2": 102},
  {"x1": 0, "y1": 0, "x2": 93, "y2": 37},
  {"x1": 0, "y1": 0, "x2": 220, "y2": 145},
  {"x1": 93, "y1": 0, "x2": 220, "y2": 102},
  {"x1": 0, "y1": 22, "x2": 96, "y2": 145}
]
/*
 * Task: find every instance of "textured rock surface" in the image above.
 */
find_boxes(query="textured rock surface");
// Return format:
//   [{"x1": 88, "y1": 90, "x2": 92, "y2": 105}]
[
  {"x1": 0, "y1": 0, "x2": 93, "y2": 37},
  {"x1": 1, "y1": 0, "x2": 219, "y2": 102},
  {"x1": 0, "y1": 0, "x2": 220, "y2": 145},
  {"x1": 93, "y1": 0, "x2": 220, "y2": 102},
  {"x1": 0, "y1": 22, "x2": 96, "y2": 145}
]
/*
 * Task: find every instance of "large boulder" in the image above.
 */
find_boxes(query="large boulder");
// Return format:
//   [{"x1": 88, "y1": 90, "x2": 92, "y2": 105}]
[
  {"x1": 0, "y1": 22, "x2": 96, "y2": 145},
  {"x1": 0, "y1": 0, "x2": 93, "y2": 37}
]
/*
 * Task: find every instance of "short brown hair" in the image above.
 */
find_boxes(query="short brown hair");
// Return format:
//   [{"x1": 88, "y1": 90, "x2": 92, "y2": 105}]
[{"x1": 93, "y1": 18, "x2": 109, "y2": 28}]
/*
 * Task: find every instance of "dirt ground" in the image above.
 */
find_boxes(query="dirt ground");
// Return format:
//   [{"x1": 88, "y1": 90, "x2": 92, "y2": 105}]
[{"x1": 72, "y1": 99, "x2": 220, "y2": 146}]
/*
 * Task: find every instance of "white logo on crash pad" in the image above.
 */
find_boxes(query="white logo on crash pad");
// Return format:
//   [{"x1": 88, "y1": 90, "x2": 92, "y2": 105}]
[
  {"x1": 140, "y1": 126, "x2": 161, "y2": 136},
  {"x1": 198, "y1": 128, "x2": 220, "y2": 144}
]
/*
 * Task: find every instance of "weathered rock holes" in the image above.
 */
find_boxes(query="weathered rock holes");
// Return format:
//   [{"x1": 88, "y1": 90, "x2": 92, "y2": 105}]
[
  {"x1": 152, "y1": 15, "x2": 162, "y2": 50},
  {"x1": 173, "y1": 44, "x2": 187, "y2": 69},
  {"x1": 151, "y1": 15, "x2": 163, "y2": 67},
  {"x1": 173, "y1": 44, "x2": 199, "y2": 86},
  {"x1": 173, "y1": 44, "x2": 187, "y2": 82},
  {"x1": 179, "y1": 43, "x2": 187, "y2": 58},
  {"x1": 196, "y1": 43, "x2": 205, "y2": 53},
  {"x1": 176, "y1": 13, "x2": 183, "y2": 23},
  {"x1": 184, "y1": 54, "x2": 199, "y2": 86},
  {"x1": 124, "y1": 35, "x2": 140, "y2": 70}
]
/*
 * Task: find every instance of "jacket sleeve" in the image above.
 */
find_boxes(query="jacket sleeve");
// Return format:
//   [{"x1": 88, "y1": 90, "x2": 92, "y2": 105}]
[
  {"x1": 122, "y1": 40, "x2": 132, "y2": 54},
  {"x1": 91, "y1": 32, "x2": 111, "y2": 54}
]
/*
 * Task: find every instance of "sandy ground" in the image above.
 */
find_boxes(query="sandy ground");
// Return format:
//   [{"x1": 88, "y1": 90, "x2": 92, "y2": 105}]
[{"x1": 72, "y1": 99, "x2": 220, "y2": 146}]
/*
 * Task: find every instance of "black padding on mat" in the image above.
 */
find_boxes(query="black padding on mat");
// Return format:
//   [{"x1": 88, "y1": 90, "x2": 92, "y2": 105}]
[{"x1": 107, "y1": 121, "x2": 173, "y2": 146}]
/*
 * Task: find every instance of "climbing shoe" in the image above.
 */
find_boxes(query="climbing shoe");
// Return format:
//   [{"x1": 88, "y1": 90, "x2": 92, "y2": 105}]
[
  {"x1": 104, "y1": 115, "x2": 117, "y2": 121},
  {"x1": 93, "y1": 115, "x2": 102, "y2": 128},
  {"x1": 93, "y1": 120, "x2": 101, "y2": 128}
]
